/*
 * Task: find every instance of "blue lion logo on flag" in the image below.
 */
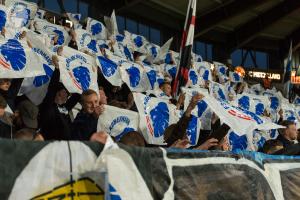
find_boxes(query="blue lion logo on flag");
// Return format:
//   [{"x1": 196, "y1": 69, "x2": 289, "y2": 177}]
[
  {"x1": 53, "y1": 29, "x2": 65, "y2": 45},
  {"x1": 270, "y1": 97, "x2": 279, "y2": 110},
  {"x1": 133, "y1": 35, "x2": 143, "y2": 48},
  {"x1": 87, "y1": 39, "x2": 97, "y2": 53},
  {"x1": 116, "y1": 34, "x2": 124, "y2": 42},
  {"x1": 12, "y1": 4, "x2": 30, "y2": 27},
  {"x1": 189, "y1": 70, "x2": 198, "y2": 85},
  {"x1": 238, "y1": 96, "x2": 250, "y2": 110},
  {"x1": 0, "y1": 10, "x2": 6, "y2": 31},
  {"x1": 126, "y1": 66, "x2": 141, "y2": 87},
  {"x1": 0, "y1": 39, "x2": 26, "y2": 71},
  {"x1": 91, "y1": 22, "x2": 102, "y2": 35},
  {"x1": 168, "y1": 67, "x2": 176, "y2": 79},
  {"x1": 150, "y1": 102, "x2": 169, "y2": 137},
  {"x1": 255, "y1": 103, "x2": 264, "y2": 115},
  {"x1": 146, "y1": 70, "x2": 157, "y2": 89},
  {"x1": 219, "y1": 66, "x2": 226, "y2": 75},
  {"x1": 150, "y1": 46, "x2": 158, "y2": 58},
  {"x1": 33, "y1": 64, "x2": 53, "y2": 87},
  {"x1": 98, "y1": 56, "x2": 118, "y2": 77},
  {"x1": 218, "y1": 88, "x2": 226, "y2": 101},
  {"x1": 197, "y1": 100, "x2": 207, "y2": 117},
  {"x1": 165, "y1": 52, "x2": 172, "y2": 64},
  {"x1": 202, "y1": 70, "x2": 209, "y2": 81},
  {"x1": 187, "y1": 115, "x2": 198, "y2": 145},
  {"x1": 72, "y1": 66, "x2": 91, "y2": 91},
  {"x1": 233, "y1": 72, "x2": 240, "y2": 82},
  {"x1": 229, "y1": 131, "x2": 248, "y2": 151}
]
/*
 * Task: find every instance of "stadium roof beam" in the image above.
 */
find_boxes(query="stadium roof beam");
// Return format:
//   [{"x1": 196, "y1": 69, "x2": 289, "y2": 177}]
[
  {"x1": 194, "y1": 0, "x2": 262, "y2": 38},
  {"x1": 116, "y1": 0, "x2": 145, "y2": 13},
  {"x1": 230, "y1": 0, "x2": 300, "y2": 50}
]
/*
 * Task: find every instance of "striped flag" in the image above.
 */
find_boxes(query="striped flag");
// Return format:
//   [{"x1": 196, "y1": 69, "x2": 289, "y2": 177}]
[
  {"x1": 283, "y1": 41, "x2": 292, "y2": 99},
  {"x1": 172, "y1": 0, "x2": 196, "y2": 97}
]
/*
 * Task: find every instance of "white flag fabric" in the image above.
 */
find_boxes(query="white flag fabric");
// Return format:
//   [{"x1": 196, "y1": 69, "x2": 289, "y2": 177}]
[
  {"x1": 182, "y1": 87, "x2": 212, "y2": 130},
  {"x1": 97, "y1": 105, "x2": 139, "y2": 141},
  {"x1": 96, "y1": 55, "x2": 123, "y2": 87},
  {"x1": 74, "y1": 28, "x2": 98, "y2": 54},
  {"x1": 120, "y1": 62, "x2": 150, "y2": 92},
  {"x1": 5, "y1": 0, "x2": 37, "y2": 28},
  {"x1": 146, "y1": 89, "x2": 170, "y2": 100},
  {"x1": 152, "y1": 37, "x2": 173, "y2": 64},
  {"x1": 250, "y1": 83, "x2": 264, "y2": 95},
  {"x1": 187, "y1": 68, "x2": 199, "y2": 87},
  {"x1": 195, "y1": 61, "x2": 212, "y2": 81},
  {"x1": 281, "y1": 102, "x2": 297, "y2": 122},
  {"x1": 35, "y1": 9, "x2": 45, "y2": 19},
  {"x1": 203, "y1": 95, "x2": 283, "y2": 135},
  {"x1": 33, "y1": 18, "x2": 70, "y2": 46},
  {"x1": 0, "y1": 38, "x2": 45, "y2": 78},
  {"x1": 214, "y1": 62, "x2": 228, "y2": 83},
  {"x1": 209, "y1": 81, "x2": 228, "y2": 101},
  {"x1": 86, "y1": 17, "x2": 107, "y2": 40},
  {"x1": 19, "y1": 37, "x2": 54, "y2": 105},
  {"x1": 66, "y1": 13, "x2": 81, "y2": 24},
  {"x1": 133, "y1": 93, "x2": 179, "y2": 145},
  {"x1": 59, "y1": 47, "x2": 98, "y2": 94},
  {"x1": 124, "y1": 31, "x2": 149, "y2": 54}
]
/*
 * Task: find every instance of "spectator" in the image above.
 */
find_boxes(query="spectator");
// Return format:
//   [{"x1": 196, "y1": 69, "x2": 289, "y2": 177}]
[
  {"x1": 0, "y1": 78, "x2": 23, "y2": 111},
  {"x1": 159, "y1": 81, "x2": 172, "y2": 97},
  {"x1": 263, "y1": 120, "x2": 298, "y2": 155},
  {"x1": 71, "y1": 89, "x2": 104, "y2": 140},
  {"x1": 14, "y1": 100, "x2": 39, "y2": 132},
  {"x1": 39, "y1": 56, "x2": 80, "y2": 140},
  {"x1": 119, "y1": 131, "x2": 146, "y2": 147},
  {"x1": 0, "y1": 95, "x2": 13, "y2": 139}
]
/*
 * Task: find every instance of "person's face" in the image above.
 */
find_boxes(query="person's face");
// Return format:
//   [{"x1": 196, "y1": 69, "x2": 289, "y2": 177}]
[
  {"x1": 83, "y1": 93, "x2": 99, "y2": 114},
  {"x1": 99, "y1": 89, "x2": 107, "y2": 105},
  {"x1": 285, "y1": 124, "x2": 298, "y2": 140},
  {"x1": 56, "y1": 89, "x2": 68, "y2": 104},
  {"x1": 161, "y1": 83, "x2": 172, "y2": 96},
  {"x1": 0, "y1": 79, "x2": 11, "y2": 91}
]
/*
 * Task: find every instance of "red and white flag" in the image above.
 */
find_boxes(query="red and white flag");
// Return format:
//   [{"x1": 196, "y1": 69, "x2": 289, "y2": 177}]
[{"x1": 172, "y1": 0, "x2": 197, "y2": 96}]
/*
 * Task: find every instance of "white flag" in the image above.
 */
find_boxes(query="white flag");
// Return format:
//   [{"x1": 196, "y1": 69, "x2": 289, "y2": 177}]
[
  {"x1": 86, "y1": 17, "x2": 107, "y2": 40},
  {"x1": 74, "y1": 28, "x2": 98, "y2": 54},
  {"x1": 203, "y1": 95, "x2": 283, "y2": 135},
  {"x1": 97, "y1": 105, "x2": 139, "y2": 141},
  {"x1": 133, "y1": 93, "x2": 179, "y2": 145},
  {"x1": 0, "y1": 38, "x2": 45, "y2": 78}
]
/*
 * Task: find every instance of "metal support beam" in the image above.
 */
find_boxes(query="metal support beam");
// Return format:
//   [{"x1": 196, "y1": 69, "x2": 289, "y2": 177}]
[
  {"x1": 230, "y1": 0, "x2": 300, "y2": 50},
  {"x1": 194, "y1": 0, "x2": 262, "y2": 38}
]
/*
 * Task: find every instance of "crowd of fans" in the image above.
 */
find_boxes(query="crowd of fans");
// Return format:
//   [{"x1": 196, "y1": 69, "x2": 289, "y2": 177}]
[{"x1": 0, "y1": 4, "x2": 300, "y2": 156}]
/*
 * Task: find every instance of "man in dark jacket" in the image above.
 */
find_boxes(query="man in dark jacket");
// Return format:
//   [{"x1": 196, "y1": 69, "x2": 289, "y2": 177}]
[
  {"x1": 71, "y1": 89, "x2": 104, "y2": 141},
  {"x1": 0, "y1": 95, "x2": 14, "y2": 139},
  {"x1": 0, "y1": 78, "x2": 23, "y2": 112},
  {"x1": 39, "y1": 57, "x2": 80, "y2": 140}
]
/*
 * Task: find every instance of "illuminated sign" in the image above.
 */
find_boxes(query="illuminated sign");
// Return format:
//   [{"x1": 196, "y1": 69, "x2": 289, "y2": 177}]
[
  {"x1": 248, "y1": 71, "x2": 281, "y2": 80},
  {"x1": 291, "y1": 70, "x2": 300, "y2": 84}
]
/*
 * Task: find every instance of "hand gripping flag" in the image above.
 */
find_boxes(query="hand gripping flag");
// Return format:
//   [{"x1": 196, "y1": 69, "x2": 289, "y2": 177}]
[
  {"x1": 172, "y1": 0, "x2": 197, "y2": 97},
  {"x1": 5, "y1": 0, "x2": 37, "y2": 28},
  {"x1": 86, "y1": 17, "x2": 107, "y2": 40},
  {"x1": 97, "y1": 105, "x2": 139, "y2": 141},
  {"x1": 0, "y1": 38, "x2": 45, "y2": 78},
  {"x1": 133, "y1": 92, "x2": 180, "y2": 145},
  {"x1": 59, "y1": 47, "x2": 98, "y2": 94},
  {"x1": 203, "y1": 95, "x2": 283, "y2": 135}
]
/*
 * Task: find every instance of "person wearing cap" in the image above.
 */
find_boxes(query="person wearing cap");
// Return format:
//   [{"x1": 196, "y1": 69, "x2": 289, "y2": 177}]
[
  {"x1": 0, "y1": 95, "x2": 14, "y2": 138},
  {"x1": 39, "y1": 56, "x2": 81, "y2": 140},
  {"x1": 0, "y1": 78, "x2": 23, "y2": 112},
  {"x1": 14, "y1": 100, "x2": 39, "y2": 131}
]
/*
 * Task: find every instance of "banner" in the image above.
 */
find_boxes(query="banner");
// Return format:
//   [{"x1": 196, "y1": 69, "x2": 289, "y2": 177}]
[
  {"x1": 120, "y1": 62, "x2": 150, "y2": 92},
  {"x1": 5, "y1": 0, "x2": 37, "y2": 28},
  {"x1": 96, "y1": 55, "x2": 123, "y2": 87},
  {"x1": 133, "y1": 93, "x2": 179, "y2": 144},
  {"x1": 0, "y1": 38, "x2": 45, "y2": 78},
  {"x1": 19, "y1": 37, "x2": 54, "y2": 105},
  {"x1": 97, "y1": 105, "x2": 139, "y2": 141},
  {"x1": 33, "y1": 18, "x2": 70, "y2": 46},
  {"x1": 59, "y1": 47, "x2": 98, "y2": 94},
  {"x1": 203, "y1": 95, "x2": 283, "y2": 135},
  {"x1": 2, "y1": 140, "x2": 300, "y2": 199},
  {"x1": 86, "y1": 17, "x2": 107, "y2": 40}
]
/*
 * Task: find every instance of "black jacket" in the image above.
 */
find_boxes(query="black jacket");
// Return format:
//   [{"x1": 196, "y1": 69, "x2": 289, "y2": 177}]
[
  {"x1": 39, "y1": 69, "x2": 80, "y2": 140},
  {"x1": 0, "y1": 78, "x2": 23, "y2": 112},
  {"x1": 0, "y1": 114, "x2": 14, "y2": 139},
  {"x1": 71, "y1": 111, "x2": 98, "y2": 141}
]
